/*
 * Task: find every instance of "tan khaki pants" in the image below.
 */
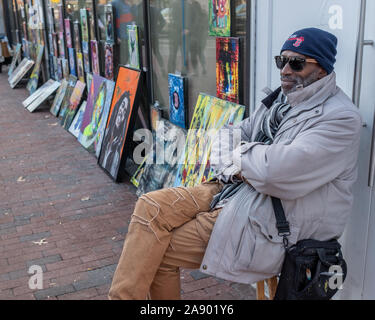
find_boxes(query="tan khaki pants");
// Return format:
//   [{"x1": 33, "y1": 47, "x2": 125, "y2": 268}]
[{"x1": 108, "y1": 180, "x2": 223, "y2": 300}]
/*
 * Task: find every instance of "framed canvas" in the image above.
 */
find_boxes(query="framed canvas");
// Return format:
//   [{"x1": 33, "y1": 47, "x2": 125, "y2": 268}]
[
  {"x1": 105, "y1": 4, "x2": 114, "y2": 43},
  {"x1": 98, "y1": 66, "x2": 142, "y2": 181},
  {"x1": 104, "y1": 42, "x2": 114, "y2": 80},
  {"x1": 135, "y1": 119, "x2": 187, "y2": 197},
  {"x1": 216, "y1": 37, "x2": 240, "y2": 103},
  {"x1": 8, "y1": 58, "x2": 35, "y2": 89},
  {"x1": 82, "y1": 41, "x2": 91, "y2": 73},
  {"x1": 64, "y1": 18, "x2": 73, "y2": 48},
  {"x1": 76, "y1": 51, "x2": 85, "y2": 83},
  {"x1": 69, "y1": 101, "x2": 87, "y2": 138},
  {"x1": 73, "y1": 21, "x2": 82, "y2": 52},
  {"x1": 80, "y1": 8, "x2": 90, "y2": 43},
  {"x1": 26, "y1": 80, "x2": 61, "y2": 113},
  {"x1": 127, "y1": 25, "x2": 140, "y2": 69},
  {"x1": 173, "y1": 93, "x2": 245, "y2": 187},
  {"x1": 90, "y1": 40, "x2": 100, "y2": 75},
  {"x1": 78, "y1": 74, "x2": 115, "y2": 157},
  {"x1": 50, "y1": 78, "x2": 68, "y2": 117},
  {"x1": 168, "y1": 73, "x2": 188, "y2": 129},
  {"x1": 208, "y1": 0, "x2": 231, "y2": 37},
  {"x1": 61, "y1": 58, "x2": 69, "y2": 79},
  {"x1": 58, "y1": 31, "x2": 65, "y2": 58},
  {"x1": 23, "y1": 79, "x2": 56, "y2": 108},
  {"x1": 68, "y1": 47, "x2": 77, "y2": 76},
  {"x1": 26, "y1": 44, "x2": 45, "y2": 94},
  {"x1": 8, "y1": 43, "x2": 22, "y2": 76},
  {"x1": 60, "y1": 80, "x2": 86, "y2": 130},
  {"x1": 58, "y1": 75, "x2": 78, "y2": 122}
]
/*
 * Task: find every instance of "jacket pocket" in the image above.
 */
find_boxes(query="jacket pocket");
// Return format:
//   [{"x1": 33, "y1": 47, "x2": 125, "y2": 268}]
[{"x1": 231, "y1": 223, "x2": 256, "y2": 272}]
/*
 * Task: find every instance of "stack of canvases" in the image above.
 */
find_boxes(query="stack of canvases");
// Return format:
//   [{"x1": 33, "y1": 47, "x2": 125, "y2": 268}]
[
  {"x1": 130, "y1": 0, "x2": 244, "y2": 197},
  {"x1": 20, "y1": 65, "x2": 142, "y2": 183}
]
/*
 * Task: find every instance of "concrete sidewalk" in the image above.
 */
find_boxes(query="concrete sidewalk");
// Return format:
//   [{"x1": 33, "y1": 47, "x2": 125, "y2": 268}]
[{"x1": 0, "y1": 69, "x2": 256, "y2": 300}]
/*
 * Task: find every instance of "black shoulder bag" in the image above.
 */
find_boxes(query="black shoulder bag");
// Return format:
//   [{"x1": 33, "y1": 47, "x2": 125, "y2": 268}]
[{"x1": 271, "y1": 196, "x2": 347, "y2": 300}]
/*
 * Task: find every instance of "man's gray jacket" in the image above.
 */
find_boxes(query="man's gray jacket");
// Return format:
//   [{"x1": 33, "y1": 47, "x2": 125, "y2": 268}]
[{"x1": 200, "y1": 72, "x2": 362, "y2": 284}]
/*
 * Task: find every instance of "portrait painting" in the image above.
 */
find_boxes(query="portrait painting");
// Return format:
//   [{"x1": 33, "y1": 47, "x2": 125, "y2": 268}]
[
  {"x1": 216, "y1": 37, "x2": 240, "y2": 103},
  {"x1": 127, "y1": 25, "x2": 140, "y2": 70},
  {"x1": 60, "y1": 80, "x2": 86, "y2": 130},
  {"x1": 104, "y1": 42, "x2": 114, "y2": 80},
  {"x1": 90, "y1": 40, "x2": 100, "y2": 75},
  {"x1": 50, "y1": 78, "x2": 68, "y2": 117},
  {"x1": 78, "y1": 74, "x2": 115, "y2": 157},
  {"x1": 26, "y1": 44, "x2": 44, "y2": 94},
  {"x1": 173, "y1": 93, "x2": 245, "y2": 187},
  {"x1": 69, "y1": 101, "x2": 87, "y2": 138},
  {"x1": 98, "y1": 66, "x2": 142, "y2": 181},
  {"x1": 209, "y1": 0, "x2": 231, "y2": 37},
  {"x1": 168, "y1": 73, "x2": 188, "y2": 129}
]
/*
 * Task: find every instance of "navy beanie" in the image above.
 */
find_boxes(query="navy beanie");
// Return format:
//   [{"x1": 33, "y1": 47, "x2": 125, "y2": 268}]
[{"x1": 280, "y1": 27, "x2": 338, "y2": 74}]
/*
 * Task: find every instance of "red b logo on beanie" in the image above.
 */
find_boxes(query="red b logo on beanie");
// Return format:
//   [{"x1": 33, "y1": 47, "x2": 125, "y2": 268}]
[{"x1": 288, "y1": 35, "x2": 305, "y2": 47}]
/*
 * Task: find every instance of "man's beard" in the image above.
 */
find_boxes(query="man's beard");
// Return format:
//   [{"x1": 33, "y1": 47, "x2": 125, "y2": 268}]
[{"x1": 281, "y1": 70, "x2": 321, "y2": 95}]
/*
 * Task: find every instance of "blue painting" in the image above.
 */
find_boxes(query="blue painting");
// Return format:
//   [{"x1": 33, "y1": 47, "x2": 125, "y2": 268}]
[
  {"x1": 168, "y1": 73, "x2": 187, "y2": 129},
  {"x1": 68, "y1": 47, "x2": 77, "y2": 76}
]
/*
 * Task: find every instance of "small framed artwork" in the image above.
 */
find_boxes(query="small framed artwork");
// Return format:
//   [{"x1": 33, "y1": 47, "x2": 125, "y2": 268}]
[
  {"x1": 64, "y1": 18, "x2": 73, "y2": 48},
  {"x1": 98, "y1": 65, "x2": 142, "y2": 182},
  {"x1": 76, "y1": 51, "x2": 85, "y2": 83},
  {"x1": 208, "y1": 0, "x2": 231, "y2": 37},
  {"x1": 168, "y1": 73, "x2": 188, "y2": 129},
  {"x1": 68, "y1": 47, "x2": 77, "y2": 76},
  {"x1": 127, "y1": 25, "x2": 140, "y2": 69},
  {"x1": 216, "y1": 37, "x2": 240, "y2": 103},
  {"x1": 82, "y1": 41, "x2": 91, "y2": 73},
  {"x1": 80, "y1": 8, "x2": 90, "y2": 43},
  {"x1": 90, "y1": 40, "x2": 100, "y2": 75},
  {"x1": 104, "y1": 42, "x2": 114, "y2": 80}
]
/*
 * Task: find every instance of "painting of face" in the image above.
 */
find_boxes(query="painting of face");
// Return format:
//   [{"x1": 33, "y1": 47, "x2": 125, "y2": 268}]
[{"x1": 98, "y1": 66, "x2": 142, "y2": 181}]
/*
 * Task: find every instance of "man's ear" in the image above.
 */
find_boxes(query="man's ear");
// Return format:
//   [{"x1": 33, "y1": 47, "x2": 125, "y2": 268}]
[{"x1": 318, "y1": 67, "x2": 328, "y2": 80}]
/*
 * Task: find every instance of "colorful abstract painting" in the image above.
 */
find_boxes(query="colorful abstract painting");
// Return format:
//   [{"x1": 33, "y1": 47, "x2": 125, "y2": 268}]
[
  {"x1": 60, "y1": 80, "x2": 86, "y2": 130},
  {"x1": 173, "y1": 93, "x2": 245, "y2": 187},
  {"x1": 209, "y1": 0, "x2": 231, "y2": 37},
  {"x1": 216, "y1": 37, "x2": 240, "y2": 103},
  {"x1": 82, "y1": 41, "x2": 91, "y2": 73},
  {"x1": 134, "y1": 119, "x2": 187, "y2": 196},
  {"x1": 50, "y1": 78, "x2": 68, "y2": 117},
  {"x1": 58, "y1": 75, "x2": 78, "y2": 122},
  {"x1": 104, "y1": 42, "x2": 114, "y2": 80},
  {"x1": 69, "y1": 101, "x2": 87, "y2": 138},
  {"x1": 168, "y1": 74, "x2": 187, "y2": 129},
  {"x1": 90, "y1": 40, "x2": 100, "y2": 75},
  {"x1": 78, "y1": 74, "x2": 115, "y2": 157},
  {"x1": 98, "y1": 66, "x2": 142, "y2": 181},
  {"x1": 127, "y1": 25, "x2": 140, "y2": 69},
  {"x1": 26, "y1": 44, "x2": 44, "y2": 94}
]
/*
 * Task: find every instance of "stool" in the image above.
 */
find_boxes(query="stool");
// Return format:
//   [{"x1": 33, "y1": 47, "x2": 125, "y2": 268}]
[{"x1": 256, "y1": 276, "x2": 278, "y2": 300}]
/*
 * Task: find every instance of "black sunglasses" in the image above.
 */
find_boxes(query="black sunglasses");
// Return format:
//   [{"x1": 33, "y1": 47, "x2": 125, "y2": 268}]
[{"x1": 274, "y1": 55, "x2": 318, "y2": 72}]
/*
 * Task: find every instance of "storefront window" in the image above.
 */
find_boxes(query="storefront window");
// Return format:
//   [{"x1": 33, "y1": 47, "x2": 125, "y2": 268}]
[{"x1": 149, "y1": 0, "x2": 247, "y2": 124}]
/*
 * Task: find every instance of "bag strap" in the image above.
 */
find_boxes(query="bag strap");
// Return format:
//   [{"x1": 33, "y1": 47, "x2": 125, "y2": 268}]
[{"x1": 271, "y1": 196, "x2": 291, "y2": 249}]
